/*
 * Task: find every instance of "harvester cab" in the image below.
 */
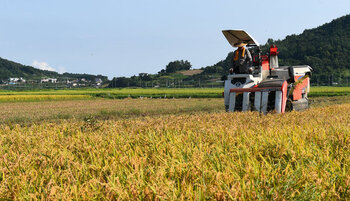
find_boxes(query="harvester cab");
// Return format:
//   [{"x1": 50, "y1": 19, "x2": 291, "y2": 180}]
[{"x1": 222, "y1": 30, "x2": 312, "y2": 113}]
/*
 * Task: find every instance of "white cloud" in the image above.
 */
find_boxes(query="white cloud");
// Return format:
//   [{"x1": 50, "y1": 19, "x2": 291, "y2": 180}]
[
  {"x1": 58, "y1": 66, "x2": 67, "y2": 74},
  {"x1": 32, "y1": 61, "x2": 57, "y2": 72}
]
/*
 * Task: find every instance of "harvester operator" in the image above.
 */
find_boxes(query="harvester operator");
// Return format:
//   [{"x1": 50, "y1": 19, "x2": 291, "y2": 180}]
[{"x1": 230, "y1": 40, "x2": 252, "y2": 74}]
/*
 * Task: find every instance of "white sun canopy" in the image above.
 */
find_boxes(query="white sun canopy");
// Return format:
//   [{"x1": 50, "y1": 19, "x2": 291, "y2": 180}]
[{"x1": 222, "y1": 30, "x2": 260, "y2": 47}]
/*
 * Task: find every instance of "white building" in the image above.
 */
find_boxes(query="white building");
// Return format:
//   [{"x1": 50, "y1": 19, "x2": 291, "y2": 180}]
[
  {"x1": 41, "y1": 78, "x2": 57, "y2": 83},
  {"x1": 9, "y1": 77, "x2": 26, "y2": 84},
  {"x1": 95, "y1": 78, "x2": 103, "y2": 83}
]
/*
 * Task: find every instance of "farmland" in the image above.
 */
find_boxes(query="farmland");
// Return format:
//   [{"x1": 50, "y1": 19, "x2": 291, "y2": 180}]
[
  {"x1": 0, "y1": 99, "x2": 223, "y2": 124},
  {"x1": 0, "y1": 86, "x2": 349, "y2": 102},
  {"x1": 0, "y1": 88, "x2": 224, "y2": 100},
  {"x1": 0, "y1": 87, "x2": 349, "y2": 199}
]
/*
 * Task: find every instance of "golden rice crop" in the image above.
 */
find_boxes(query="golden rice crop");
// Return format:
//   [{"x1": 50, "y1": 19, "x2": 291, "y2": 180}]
[
  {"x1": 0, "y1": 102, "x2": 349, "y2": 200},
  {"x1": 0, "y1": 95, "x2": 91, "y2": 102}
]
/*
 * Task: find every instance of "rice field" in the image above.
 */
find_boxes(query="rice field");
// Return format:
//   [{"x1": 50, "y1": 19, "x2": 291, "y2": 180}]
[
  {"x1": 0, "y1": 88, "x2": 349, "y2": 199},
  {"x1": 0, "y1": 98, "x2": 223, "y2": 123},
  {"x1": 0, "y1": 95, "x2": 91, "y2": 102},
  {"x1": 0, "y1": 102, "x2": 349, "y2": 200}
]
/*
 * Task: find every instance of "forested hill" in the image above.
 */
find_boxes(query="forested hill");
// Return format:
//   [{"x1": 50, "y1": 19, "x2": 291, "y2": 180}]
[
  {"x1": 200, "y1": 14, "x2": 350, "y2": 79},
  {"x1": 261, "y1": 14, "x2": 350, "y2": 76},
  {"x1": 0, "y1": 57, "x2": 59, "y2": 80},
  {"x1": 0, "y1": 57, "x2": 108, "y2": 82}
]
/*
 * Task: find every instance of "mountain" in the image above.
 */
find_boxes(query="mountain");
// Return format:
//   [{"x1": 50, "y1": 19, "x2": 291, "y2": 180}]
[
  {"x1": 262, "y1": 14, "x2": 350, "y2": 76},
  {"x1": 0, "y1": 57, "x2": 108, "y2": 82}
]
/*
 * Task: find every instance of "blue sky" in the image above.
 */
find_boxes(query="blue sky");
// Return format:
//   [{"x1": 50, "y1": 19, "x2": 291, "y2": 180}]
[{"x1": 0, "y1": 0, "x2": 349, "y2": 78}]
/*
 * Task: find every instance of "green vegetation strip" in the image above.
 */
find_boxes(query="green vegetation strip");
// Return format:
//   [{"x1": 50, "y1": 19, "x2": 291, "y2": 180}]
[
  {"x1": 0, "y1": 88, "x2": 224, "y2": 100},
  {"x1": 0, "y1": 87, "x2": 348, "y2": 101},
  {"x1": 308, "y1": 86, "x2": 350, "y2": 97}
]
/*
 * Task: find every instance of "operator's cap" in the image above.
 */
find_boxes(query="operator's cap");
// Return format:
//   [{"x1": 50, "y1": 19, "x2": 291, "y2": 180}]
[{"x1": 234, "y1": 40, "x2": 248, "y2": 47}]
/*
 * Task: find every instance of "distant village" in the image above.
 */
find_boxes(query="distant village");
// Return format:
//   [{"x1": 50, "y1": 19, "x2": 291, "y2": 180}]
[{"x1": 2, "y1": 77, "x2": 104, "y2": 88}]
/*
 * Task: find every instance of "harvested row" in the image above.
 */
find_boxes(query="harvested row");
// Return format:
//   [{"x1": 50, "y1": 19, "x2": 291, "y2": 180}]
[
  {"x1": 0, "y1": 103, "x2": 349, "y2": 200},
  {"x1": 0, "y1": 98, "x2": 223, "y2": 123}
]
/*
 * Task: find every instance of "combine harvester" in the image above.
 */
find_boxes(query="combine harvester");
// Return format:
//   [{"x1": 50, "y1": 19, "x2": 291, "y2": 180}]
[{"x1": 222, "y1": 30, "x2": 312, "y2": 113}]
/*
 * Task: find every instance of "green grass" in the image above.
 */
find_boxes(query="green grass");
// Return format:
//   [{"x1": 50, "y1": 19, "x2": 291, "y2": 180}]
[
  {"x1": 309, "y1": 86, "x2": 350, "y2": 97},
  {"x1": 0, "y1": 88, "x2": 223, "y2": 99}
]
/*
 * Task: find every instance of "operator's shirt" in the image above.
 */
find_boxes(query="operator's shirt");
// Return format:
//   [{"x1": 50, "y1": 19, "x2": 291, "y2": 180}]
[{"x1": 231, "y1": 47, "x2": 252, "y2": 74}]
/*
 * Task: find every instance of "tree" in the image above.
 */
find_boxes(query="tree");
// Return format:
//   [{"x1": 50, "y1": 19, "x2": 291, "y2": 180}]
[
  {"x1": 165, "y1": 60, "x2": 192, "y2": 73},
  {"x1": 139, "y1": 73, "x2": 152, "y2": 81},
  {"x1": 267, "y1": 38, "x2": 274, "y2": 45}
]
